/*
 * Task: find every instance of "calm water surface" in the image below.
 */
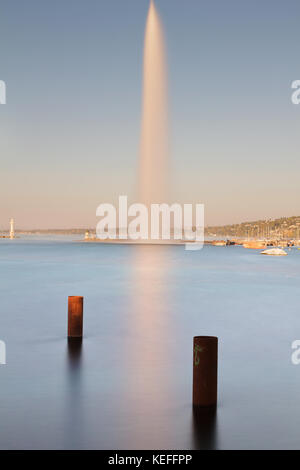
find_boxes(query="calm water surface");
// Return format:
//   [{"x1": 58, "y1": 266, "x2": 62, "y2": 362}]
[{"x1": 0, "y1": 236, "x2": 300, "y2": 449}]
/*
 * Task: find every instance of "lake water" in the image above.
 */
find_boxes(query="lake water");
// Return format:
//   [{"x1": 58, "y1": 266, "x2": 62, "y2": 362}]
[{"x1": 0, "y1": 236, "x2": 300, "y2": 449}]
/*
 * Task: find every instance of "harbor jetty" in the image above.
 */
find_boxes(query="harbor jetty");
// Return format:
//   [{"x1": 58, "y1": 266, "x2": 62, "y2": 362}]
[{"x1": 82, "y1": 232, "x2": 299, "y2": 248}]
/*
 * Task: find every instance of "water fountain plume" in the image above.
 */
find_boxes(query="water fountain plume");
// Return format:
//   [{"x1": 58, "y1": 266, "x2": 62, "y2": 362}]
[{"x1": 139, "y1": 0, "x2": 169, "y2": 208}]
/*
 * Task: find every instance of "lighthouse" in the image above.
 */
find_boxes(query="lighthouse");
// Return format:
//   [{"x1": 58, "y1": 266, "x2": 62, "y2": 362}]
[{"x1": 10, "y1": 218, "x2": 15, "y2": 239}]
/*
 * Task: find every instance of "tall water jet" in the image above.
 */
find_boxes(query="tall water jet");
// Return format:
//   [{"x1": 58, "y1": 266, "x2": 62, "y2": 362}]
[{"x1": 139, "y1": 0, "x2": 169, "y2": 208}]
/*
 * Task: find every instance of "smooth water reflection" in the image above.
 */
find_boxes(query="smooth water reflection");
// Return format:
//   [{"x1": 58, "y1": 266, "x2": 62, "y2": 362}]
[
  {"x1": 122, "y1": 246, "x2": 179, "y2": 447},
  {"x1": 65, "y1": 338, "x2": 84, "y2": 448},
  {"x1": 67, "y1": 338, "x2": 83, "y2": 368},
  {"x1": 192, "y1": 407, "x2": 218, "y2": 450}
]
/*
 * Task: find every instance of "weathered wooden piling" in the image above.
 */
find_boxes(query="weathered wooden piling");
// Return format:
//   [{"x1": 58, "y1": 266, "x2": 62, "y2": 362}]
[
  {"x1": 68, "y1": 296, "x2": 83, "y2": 338},
  {"x1": 193, "y1": 336, "x2": 218, "y2": 407}
]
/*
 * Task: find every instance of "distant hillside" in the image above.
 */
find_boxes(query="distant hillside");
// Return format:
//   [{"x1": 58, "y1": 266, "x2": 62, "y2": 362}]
[{"x1": 206, "y1": 216, "x2": 300, "y2": 239}]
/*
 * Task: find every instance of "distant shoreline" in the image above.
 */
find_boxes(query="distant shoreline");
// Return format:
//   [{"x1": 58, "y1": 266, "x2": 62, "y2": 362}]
[
  {"x1": 1, "y1": 215, "x2": 300, "y2": 241},
  {"x1": 1, "y1": 233, "x2": 298, "y2": 248}
]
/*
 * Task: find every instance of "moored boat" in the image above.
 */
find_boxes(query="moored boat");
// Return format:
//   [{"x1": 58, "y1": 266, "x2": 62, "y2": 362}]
[
  {"x1": 243, "y1": 241, "x2": 266, "y2": 249},
  {"x1": 260, "y1": 248, "x2": 287, "y2": 256}
]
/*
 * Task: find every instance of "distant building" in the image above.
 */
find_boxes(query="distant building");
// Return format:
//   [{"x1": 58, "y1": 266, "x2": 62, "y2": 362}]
[{"x1": 9, "y1": 219, "x2": 15, "y2": 239}]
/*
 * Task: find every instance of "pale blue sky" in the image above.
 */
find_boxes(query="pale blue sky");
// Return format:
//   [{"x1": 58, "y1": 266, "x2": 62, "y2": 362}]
[{"x1": 1, "y1": 0, "x2": 300, "y2": 228}]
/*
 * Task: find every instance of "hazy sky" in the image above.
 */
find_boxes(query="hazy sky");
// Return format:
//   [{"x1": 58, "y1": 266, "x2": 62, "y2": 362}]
[{"x1": 1, "y1": 0, "x2": 300, "y2": 229}]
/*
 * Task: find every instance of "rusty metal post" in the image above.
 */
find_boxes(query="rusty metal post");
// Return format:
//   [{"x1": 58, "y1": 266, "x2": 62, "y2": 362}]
[
  {"x1": 68, "y1": 296, "x2": 83, "y2": 338},
  {"x1": 193, "y1": 336, "x2": 218, "y2": 407}
]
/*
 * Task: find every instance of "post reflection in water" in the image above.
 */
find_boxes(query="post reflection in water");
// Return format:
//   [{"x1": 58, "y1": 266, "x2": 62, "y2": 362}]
[
  {"x1": 67, "y1": 337, "x2": 83, "y2": 369},
  {"x1": 65, "y1": 338, "x2": 84, "y2": 447},
  {"x1": 192, "y1": 406, "x2": 218, "y2": 450}
]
